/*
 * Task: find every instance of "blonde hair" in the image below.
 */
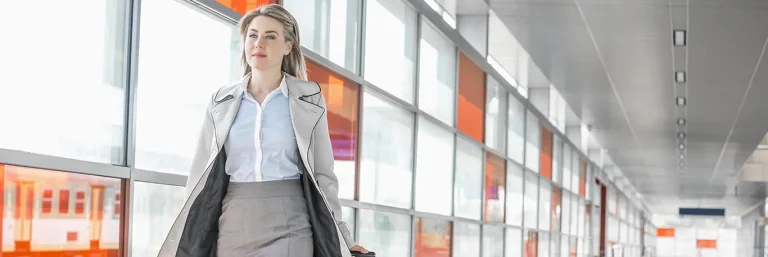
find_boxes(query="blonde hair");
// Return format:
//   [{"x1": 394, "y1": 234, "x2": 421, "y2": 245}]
[{"x1": 238, "y1": 4, "x2": 308, "y2": 80}]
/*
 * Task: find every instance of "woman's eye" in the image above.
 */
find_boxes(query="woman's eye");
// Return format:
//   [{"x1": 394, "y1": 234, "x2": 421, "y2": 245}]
[
  {"x1": 248, "y1": 34, "x2": 257, "y2": 38},
  {"x1": 266, "y1": 35, "x2": 275, "y2": 39}
]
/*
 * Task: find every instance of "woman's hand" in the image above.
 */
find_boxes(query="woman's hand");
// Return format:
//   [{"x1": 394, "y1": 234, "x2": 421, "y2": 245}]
[{"x1": 350, "y1": 245, "x2": 369, "y2": 253}]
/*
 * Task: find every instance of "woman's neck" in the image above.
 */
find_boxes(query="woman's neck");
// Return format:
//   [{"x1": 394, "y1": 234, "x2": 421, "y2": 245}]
[{"x1": 248, "y1": 69, "x2": 283, "y2": 94}]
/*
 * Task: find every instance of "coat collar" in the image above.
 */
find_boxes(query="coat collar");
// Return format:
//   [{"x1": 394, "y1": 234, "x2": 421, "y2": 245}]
[{"x1": 213, "y1": 72, "x2": 320, "y2": 104}]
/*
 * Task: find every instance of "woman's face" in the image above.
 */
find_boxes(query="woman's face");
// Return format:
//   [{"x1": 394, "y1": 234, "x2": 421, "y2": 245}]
[{"x1": 244, "y1": 16, "x2": 292, "y2": 73}]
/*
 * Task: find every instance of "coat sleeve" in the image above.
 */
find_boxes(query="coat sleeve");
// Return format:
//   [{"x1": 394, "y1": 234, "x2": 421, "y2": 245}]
[
  {"x1": 313, "y1": 93, "x2": 357, "y2": 249},
  {"x1": 185, "y1": 92, "x2": 217, "y2": 199}
]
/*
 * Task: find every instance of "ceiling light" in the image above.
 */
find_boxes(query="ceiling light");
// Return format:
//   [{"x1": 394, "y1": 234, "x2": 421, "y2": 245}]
[
  {"x1": 677, "y1": 118, "x2": 686, "y2": 126},
  {"x1": 676, "y1": 97, "x2": 687, "y2": 106},
  {"x1": 675, "y1": 71, "x2": 686, "y2": 83},
  {"x1": 679, "y1": 143, "x2": 686, "y2": 150},
  {"x1": 674, "y1": 30, "x2": 687, "y2": 46},
  {"x1": 678, "y1": 132, "x2": 686, "y2": 139}
]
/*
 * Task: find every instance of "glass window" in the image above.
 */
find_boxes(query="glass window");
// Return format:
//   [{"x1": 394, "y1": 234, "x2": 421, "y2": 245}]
[
  {"x1": 540, "y1": 126, "x2": 553, "y2": 179},
  {"x1": 485, "y1": 152, "x2": 506, "y2": 222},
  {"x1": 483, "y1": 226, "x2": 504, "y2": 257},
  {"x1": 571, "y1": 154, "x2": 580, "y2": 193},
  {"x1": 342, "y1": 207, "x2": 356, "y2": 238},
  {"x1": 579, "y1": 159, "x2": 587, "y2": 197},
  {"x1": 525, "y1": 111, "x2": 541, "y2": 172},
  {"x1": 418, "y1": 19, "x2": 457, "y2": 126},
  {"x1": 523, "y1": 171, "x2": 538, "y2": 229},
  {"x1": 552, "y1": 187, "x2": 562, "y2": 232},
  {"x1": 284, "y1": 0, "x2": 360, "y2": 71},
  {"x1": 485, "y1": 76, "x2": 507, "y2": 152},
  {"x1": 539, "y1": 233, "x2": 551, "y2": 257},
  {"x1": 539, "y1": 180, "x2": 552, "y2": 231},
  {"x1": 553, "y1": 136, "x2": 563, "y2": 184},
  {"x1": 1, "y1": 164, "x2": 122, "y2": 255},
  {"x1": 415, "y1": 218, "x2": 452, "y2": 257},
  {"x1": 358, "y1": 210, "x2": 411, "y2": 257},
  {"x1": 562, "y1": 144, "x2": 572, "y2": 191},
  {"x1": 307, "y1": 60, "x2": 359, "y2": 200},
  {"x1": 570, "y1": 194, "x2": 579, "y2": 236},
  {"x1": 416, "y1": 118, "x2": 454, "y2": 215},
  {"x1": 457, "y1": 51, "x2": 485, "y2": 141},
  {"x1": 454, "y1": 137, "x2": 483, "y2": 220},
  {"x1": 506, "y1": 228, "x2": 523, "y2": 257},
  {"x1": 132, "y1": 182, "x2": 186, "y2": 256},
  {"x1": 453, "y1": 222, "x2": 481, "y2": 257},
  {"x1": 561, "y1": 193, "x2": 570, "y2": 235},
  {"x1": 363, "y1": 0, "x2": 418, "y2": 103},
  {"x1": 560, "y1": 235, "x2": 570, "y2": 257},
  {"x1": 524, "y1": 231, "x2": 538, "y2": 257},
  {"x1": 0, "y1": 0, "x2": 127, "y2": 164},
  {"x1": 134, "y1": 0, "x2": 240, "y2": 174},
  {"x1": 505, "y1": 161, "x2": 524, "y2": 226},
  {"x1": 359, "y1": 91, "x2": 414, "y2": 208},
  {"x1": 507, "y1": 95, "x2": 525, "y2": 163}
]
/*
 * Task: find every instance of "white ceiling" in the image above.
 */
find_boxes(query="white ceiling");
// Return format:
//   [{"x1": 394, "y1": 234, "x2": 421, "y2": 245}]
[{"x1": 488, "y1": 0, "x2": 768, "y2": 214}]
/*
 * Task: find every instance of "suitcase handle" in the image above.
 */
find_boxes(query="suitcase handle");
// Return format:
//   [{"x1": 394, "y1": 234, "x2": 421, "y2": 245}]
[{"x1": 351, "y1": 251, "x2": 376, "y2": 257}]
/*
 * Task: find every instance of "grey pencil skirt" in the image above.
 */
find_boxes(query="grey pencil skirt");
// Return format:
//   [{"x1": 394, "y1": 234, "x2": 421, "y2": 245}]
[{"x1": 217, "y1": 179, "x2": 314, "y2": 257}]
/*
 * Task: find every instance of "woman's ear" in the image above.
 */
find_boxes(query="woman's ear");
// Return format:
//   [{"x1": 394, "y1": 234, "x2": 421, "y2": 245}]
[{"x1": 284, "y1": 41, "x2": 293, "y2": 55}]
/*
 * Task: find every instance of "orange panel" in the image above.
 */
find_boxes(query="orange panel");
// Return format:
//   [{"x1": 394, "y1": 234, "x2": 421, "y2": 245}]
[
  {"x1": 579, "y1": 160, "x2": 587, "y2": 197},
  {"x1": 457, "y1": 51, "x2": 485, "y2": 142},
  {"x1": 484, "y1": 152, "x2": 506, "y2": 222},
  {"x1": 306, "y1": 60, "x2": 359, "y2": 162},
  {"x1": 216, "y1": 0, "x2": 277, "y2": 15},
  {"x1": 657, "y1": 228, "x2": 675, "y2": 237},
  {"x1": 414, "y1": 218, "x2": 451, "y2": 257},
  {"x1": 524, "y1": 231, "x2": 538, "y2": 257},
  {"x1": 540, "y1": 125, "x2": 553, "y2": 179},
  {"x1": 551, "y1": 187, "x2": 562, "y2": 231},
  {"x1": 697, "y1": 239, "x2": 717, "y2": 249}
]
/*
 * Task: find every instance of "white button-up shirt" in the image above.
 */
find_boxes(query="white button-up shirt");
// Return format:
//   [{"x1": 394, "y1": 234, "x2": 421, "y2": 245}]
[{"x1": 224, "y1": 75, "x2": 302, "y2": 182}]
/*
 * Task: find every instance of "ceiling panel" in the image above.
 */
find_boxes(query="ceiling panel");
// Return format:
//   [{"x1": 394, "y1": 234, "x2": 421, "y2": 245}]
[{"x1": 488, "y1": 0, "x2": 768, "y2": 214}]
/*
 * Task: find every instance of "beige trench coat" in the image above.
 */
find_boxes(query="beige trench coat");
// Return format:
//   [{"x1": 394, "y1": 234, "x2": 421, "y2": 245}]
[{"x1": 157, "y1": 73, "x2": 355, "y2": 257}]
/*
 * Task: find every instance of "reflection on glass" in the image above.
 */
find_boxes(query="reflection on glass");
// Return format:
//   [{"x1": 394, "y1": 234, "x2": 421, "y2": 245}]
[
  {"x1": 364, "y1": 0, "x2": 418, "y2": 103},
  {"x1": 562, "y1": 144, "x2": 572, "y2": 192},
  {"x1": 483, "y1": 226, "x2": 504, "y2": 257},
  {"x1": 560, "y1": 235, "x2": 569, "y2": 257},
  {"x1": 0, "y1": 0, "x2": 126, "y2": 164},
  {"x1": 505, "y1": 228, "x2": 522, "y2": 257},
  {"x1": 358, "y1": 210, "x2": 411, "y2": 257},
  {"x1": 131, "y1": 182, "x2": 185, "y2": 256},
  {"x1": 561, "y1": 193, "x2": 570, "y2": 235},
  {"x1": 342, "y1": 207, "x2": 355, "y2": 238},
  {"x1": 415, "y1": 118, "x2": 454, "y2": 215},
  {"x1": 457, "y1": 52, "x2": 486, "y2": 142},
  {"x1": 525, "y1": 111, "x2": 540, "y2": 172},
  {"x1": 484, "y1": 152, "x2": 505, "y2": 222},
  {"x1": 485, "y1": 76, "x2": 507, "y2": 151},
  {"x1": 0, "y1": 164, "x2": 122, "y2": 256},
  {"x1": 507, "y1": 95, "x2": 525, "y2": 164},
  {"x1": 523, "y1": 171, "x2": 538, "y2": 229},
  {"x1": 415, "y1": 218, "x2": 451, "y2": 257},
  {"x1": 418, "y1": 19, "x2": 456, "y2": 126},
  {"x1": 135, "y1": 0, "x2": 241, "y2": 174},
  {"x1": 452, "y1": 222, "x2": 480, "y2": 257},
  {"x1": 524, "y1": 231, "x2": 538, "y2": 257},
  {"x1": 359, "y1": 91, "x2": 414, "y2": 208},
  {"x1": 539, "y1": 179, "x2": 551, "y2": 231},
  {"x1": 454, "y1": 137, "x2": 483, "y2": 220},
  {"x1": 538, "y1": 233, "x2": 550, "y2": 257},
  {"x1": 552, "y1": 187, "x2": 562, "y2": 232},
  {"x1": 284, "y1": 0, "x2": 360, "y2": 71},
  {"x1": 552, "y1": 136, "x2": 562, "y2": 184},
  {"x1": 505, "y1": 162, "x2": 524, "y2": 226},
  {"x1": 307, "y1": 60, "x2": 359, "y2": 200}
]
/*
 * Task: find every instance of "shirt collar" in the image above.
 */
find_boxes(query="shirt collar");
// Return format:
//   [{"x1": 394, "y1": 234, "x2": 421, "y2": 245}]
[{"x1": 242, "y1": 74, "x2": 289, "y2": 99}]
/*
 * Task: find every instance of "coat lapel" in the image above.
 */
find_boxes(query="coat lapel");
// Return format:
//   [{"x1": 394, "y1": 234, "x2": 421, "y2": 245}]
[
  {"x1": 210, "y1": 77, "x2": 247, "y2": 150},
  {"x1": 287, "y1": 77, "x2": 324, "y2": 175}
]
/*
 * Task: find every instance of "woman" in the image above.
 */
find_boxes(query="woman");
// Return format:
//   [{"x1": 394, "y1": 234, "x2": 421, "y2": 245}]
[{"x1": 158, "y1": 4, "x2": 369, "y2": 257}]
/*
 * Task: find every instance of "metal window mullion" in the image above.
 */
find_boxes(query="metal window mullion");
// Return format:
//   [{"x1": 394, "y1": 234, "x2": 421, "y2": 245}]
[{"x1": 123, "y1": 0, "x2": 144, "y2": 255}]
